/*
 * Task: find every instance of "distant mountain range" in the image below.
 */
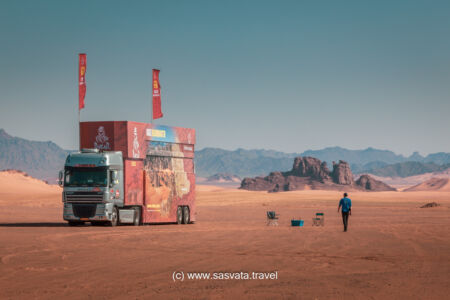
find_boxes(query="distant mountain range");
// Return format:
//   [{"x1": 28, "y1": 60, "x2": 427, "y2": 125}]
[
  {"x1": 0, "y1": 129, "x2": 69, "y2": 183},
  {"x1": 1, "y1": 129, "x2": 449, "y2": 182},
  {"x1": 194, "y1": 148, "x2": 296, "y2": 178},
  {"x1": 195, "y1": 147, "x2": 450, "y2": 177},
  {"x1": 360, "y1": 161, "x2": 450, "y2": 178},
  {"x1": 196, "y1": 173, "x2": 242, "y2": 187}
]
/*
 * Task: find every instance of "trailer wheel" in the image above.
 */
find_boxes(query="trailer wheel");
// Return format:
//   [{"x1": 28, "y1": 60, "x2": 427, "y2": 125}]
[
  {"x1": 109, "y1": 207, "x2": 119, "y2": 227},
  {"x1": 176, "y1": 206, "x2": 183, "y2": 224},
  {"x1": 133, "y1": 207, "x2": 141, "y2": 226},
  {"x1": 182, "y1": 206, "x2": 190, "y2": 224}
]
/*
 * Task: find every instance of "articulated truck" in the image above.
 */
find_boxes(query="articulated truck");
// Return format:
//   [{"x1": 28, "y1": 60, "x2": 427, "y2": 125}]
[{"x1": 60, "y1": 121, "x2": 196, "y2": 226}]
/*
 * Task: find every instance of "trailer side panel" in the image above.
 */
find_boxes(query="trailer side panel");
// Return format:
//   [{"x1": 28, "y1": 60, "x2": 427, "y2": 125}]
[{"x1": 123, "y1": 159, "x2": 144, "y2": 206}]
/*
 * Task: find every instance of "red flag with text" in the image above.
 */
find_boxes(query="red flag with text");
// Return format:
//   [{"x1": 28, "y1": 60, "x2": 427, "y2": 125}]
[
  {"x1": 79, "y1": 53, "x2": 87, "y2": 110},
  {"x1": 152, "y1": 69, "x2": 163, "y2": 119}
]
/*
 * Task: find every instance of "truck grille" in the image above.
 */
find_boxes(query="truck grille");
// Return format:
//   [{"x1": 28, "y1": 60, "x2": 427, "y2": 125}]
[
  {"x1": 65, "y1": 192, "x2": 104, "y2": 203},
  {"x1": 73, "y1": 204, "x2": 97, "y2": 218}
]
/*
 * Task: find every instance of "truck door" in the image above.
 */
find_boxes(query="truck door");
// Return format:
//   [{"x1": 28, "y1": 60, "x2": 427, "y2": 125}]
[{"x1": 109, "y1": 169, "x2": 123, "y2": 206}]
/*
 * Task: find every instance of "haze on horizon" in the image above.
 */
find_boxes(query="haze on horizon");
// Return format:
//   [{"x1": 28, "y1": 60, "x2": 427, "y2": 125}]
[{"x1": 0, "y1": 0, "x2": 449, "y2": 156}]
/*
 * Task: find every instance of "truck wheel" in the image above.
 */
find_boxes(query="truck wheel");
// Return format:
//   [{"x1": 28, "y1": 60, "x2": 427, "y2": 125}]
[
  {"x1": 176, "y1": 206, "x2": 183, "y2": 224},
  {"x1": 182, "y1": 206, "x2": 190, "y2": 224},
  {"x1": 133, "y1": 207, "x2": 141, "y2": 226},
  {"x1": 109, "y1": 207, "x2": 119, "y2": 227}
]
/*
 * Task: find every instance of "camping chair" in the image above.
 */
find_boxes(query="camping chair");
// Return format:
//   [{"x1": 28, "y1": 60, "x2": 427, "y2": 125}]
[
  {"x1": 312, "y1": 212, "x2": 324, "y2": 226},
  {"x1": 267, "y1": 211, "x2": 279, "y2": 226}
]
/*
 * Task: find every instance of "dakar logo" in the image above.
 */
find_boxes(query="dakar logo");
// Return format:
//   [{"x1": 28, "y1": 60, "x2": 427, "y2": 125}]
[
  {"x1": 94, "y1": 126, "x2": 110, "y2": 150},
  {"x1": 132, "y1": 127, "x2": 140, "y2": 158}
]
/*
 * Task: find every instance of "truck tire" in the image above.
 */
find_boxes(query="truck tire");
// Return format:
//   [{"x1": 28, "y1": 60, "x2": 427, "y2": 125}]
[
  {"x1": 109, "y1": 207, "x2": 119, "y2": 227},
  {"x1": 133, "y1": 207, "x2": 141, "y2": 226},
  {"x1": 176, "y1": 206, "x2": 183, "y2": 224},
  {"x1": 182, "y1": 206, "x2": 190, "y2": 224}
]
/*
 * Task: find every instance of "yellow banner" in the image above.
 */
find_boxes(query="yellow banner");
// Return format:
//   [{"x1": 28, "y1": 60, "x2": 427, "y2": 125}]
[{"x1": 149, "y1": 129, "x2": 166, "y2": 138}]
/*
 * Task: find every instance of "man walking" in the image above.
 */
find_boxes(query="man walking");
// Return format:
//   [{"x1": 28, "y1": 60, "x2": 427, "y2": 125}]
[{"x1": 338, "y1": 192, "x2": 352, "y2": 232}]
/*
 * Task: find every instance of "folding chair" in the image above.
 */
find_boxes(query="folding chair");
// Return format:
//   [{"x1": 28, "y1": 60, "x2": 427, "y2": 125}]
[
  {"x1": 312, "y1": 212, "x2": 324, "y2": 226},
  {"x1": 267, "y1": 211, "x2": 279, "y2": 226}
]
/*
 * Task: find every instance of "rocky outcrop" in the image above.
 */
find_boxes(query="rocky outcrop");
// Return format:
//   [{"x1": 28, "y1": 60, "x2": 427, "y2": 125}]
[
  {"x1": 420, "y1": 202, "x2": 440, "y2": 208},
  {"x1": 241, "y1": 171, "x2": 312, "y2": 192},
  {"x1": 240, "y1": 176, "x2": 274, "y2": 191},
  {"x1": 240, "y1": 156, "x2": 395, "y2": 192},
  {"x1": 290, "y1": 157, "x2": 331, "y2": 182},
  {"x1": 331, "y1": 160, "x2": 354, "y2": 185},
  {"x1": 355, "y1": 174, "x2": 396, "y2": 191},
  {"x1": 268, "y1": 183, "x2": 282, "y2": 193}
]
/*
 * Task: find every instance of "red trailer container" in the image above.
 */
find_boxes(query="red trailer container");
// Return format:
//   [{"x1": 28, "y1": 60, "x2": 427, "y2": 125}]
[{"x1": 78, "y1": 121, "x2": 196, "y2": 224}]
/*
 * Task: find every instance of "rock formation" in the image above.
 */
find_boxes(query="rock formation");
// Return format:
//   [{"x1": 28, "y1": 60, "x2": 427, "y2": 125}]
[
  {"x1": 331, "y1": 161, "x2": 354, "y2": 185},
  {"x1": 240, "y1": 156, "x2": 395, "y2": 192},
  {"x1": 420, "y1": 202, "x2": 440, "y2": 208},
  {"x1": 355, "y1": 174, "x2": 396, "y2": 191},
  {"x1": 240, "y1": 176, "x2": 274, "y2": 191},
  {"x1": 289, "y1": 157, "x2": 331, "y2": 182}
]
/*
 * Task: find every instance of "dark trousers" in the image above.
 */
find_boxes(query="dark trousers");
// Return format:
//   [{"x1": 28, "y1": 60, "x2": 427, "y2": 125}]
[{"x1": 342, "y1": 211, "x2": 349, "y2": 231}]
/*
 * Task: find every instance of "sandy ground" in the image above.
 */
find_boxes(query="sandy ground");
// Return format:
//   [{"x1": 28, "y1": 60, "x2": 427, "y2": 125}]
[{"x1": 0, "y1": 174, "x2": 450, "y2": 299}]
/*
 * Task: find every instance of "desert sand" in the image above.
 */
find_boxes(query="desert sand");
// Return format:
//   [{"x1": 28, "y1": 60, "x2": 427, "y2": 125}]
[
  {"x1": 405, "y1": 177, "x2": 450, "y2": 192},
  {"x1": 1, "y1": 172, "x2": 450, "y2": 299}
]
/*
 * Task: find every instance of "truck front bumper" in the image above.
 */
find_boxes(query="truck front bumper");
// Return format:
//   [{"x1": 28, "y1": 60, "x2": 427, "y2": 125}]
[{"x1": 63, "y1": 203, "x2": 114, "y2": 222}]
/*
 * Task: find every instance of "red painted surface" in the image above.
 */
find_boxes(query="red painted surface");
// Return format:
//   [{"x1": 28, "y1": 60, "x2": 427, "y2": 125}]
[
  {"x1": 152, "y1": 69, "x2": 163, "y2": 120},
  {"x1": 142, "y1": 156, "x2": 196, "y2": 223},
  {"x1": 126, "y1": 122, "x2": 148, "y2": 159},
  {"x1": 78, "y1": 53, "x2": 86, "y2": 110},
  {"x1": 80, "y1": 121, "x2": 196, "y2": 223},
  {"x1": 80, "y1": 121, "x2": 195, "y2": 158},
  {"x1": 124, "y1": 159, "x2": 144, "y2": 206}
]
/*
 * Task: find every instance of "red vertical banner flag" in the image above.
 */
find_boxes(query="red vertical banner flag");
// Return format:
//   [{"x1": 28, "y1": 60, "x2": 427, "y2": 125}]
[
  {"x1": 79, "y1": 53, "x2": 87, "y2": 110},
  {"x1": 152, "y1": 69, "x2": 163, "y2": 119}
]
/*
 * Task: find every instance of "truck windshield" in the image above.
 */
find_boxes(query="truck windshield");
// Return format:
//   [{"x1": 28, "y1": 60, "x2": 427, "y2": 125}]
[{"x1": 64, "y1": 167, "x2": 108, "y2": 187}]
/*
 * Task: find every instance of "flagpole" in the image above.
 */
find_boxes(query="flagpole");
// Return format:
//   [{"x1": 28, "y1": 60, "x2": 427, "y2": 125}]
[{"x1": 78, "y1": 109, "x2": 81, "y2": 150}]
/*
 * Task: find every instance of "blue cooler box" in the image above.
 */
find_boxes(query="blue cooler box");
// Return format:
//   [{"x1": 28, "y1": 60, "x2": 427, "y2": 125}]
[{"x1": 291, "y1": 220, "x2": 304, "y2": 227}]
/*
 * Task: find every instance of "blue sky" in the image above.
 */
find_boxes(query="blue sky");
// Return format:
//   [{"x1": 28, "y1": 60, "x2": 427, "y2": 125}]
[{"x1": 0, "y1": 0, "x2": 449, "y2": 155}]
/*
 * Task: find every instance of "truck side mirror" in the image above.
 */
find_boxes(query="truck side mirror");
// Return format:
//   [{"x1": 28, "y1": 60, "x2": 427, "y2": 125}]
[{"x1": 58, "y1": 170, "x2": 63, "y2": 187}]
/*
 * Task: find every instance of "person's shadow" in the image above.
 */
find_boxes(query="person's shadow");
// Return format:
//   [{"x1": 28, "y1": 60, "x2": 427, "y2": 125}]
[{"x1": 0, "y1": 222, "x2": 70, "y2": 227}]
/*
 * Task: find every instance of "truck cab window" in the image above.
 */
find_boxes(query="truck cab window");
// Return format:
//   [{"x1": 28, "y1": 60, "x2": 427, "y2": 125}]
[{"x1": 64, "y1": 167, "x2": 108, "y2": 187}]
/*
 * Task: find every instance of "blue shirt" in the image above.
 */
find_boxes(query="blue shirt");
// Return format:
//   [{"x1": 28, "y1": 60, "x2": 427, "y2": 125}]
[{"x1": 339, "y1": 197, "x2": 352, "y2": 212}]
